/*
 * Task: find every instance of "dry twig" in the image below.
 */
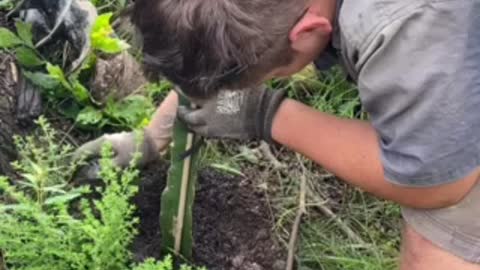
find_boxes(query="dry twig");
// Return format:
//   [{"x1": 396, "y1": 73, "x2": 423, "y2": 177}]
[
  {"x1": 312, "y1": 198, "x2": 366, "y2": 245},
  {"x1": 259, "y1": 141, "x2": 286, "y2": 169},
  {"x1": 286, "y1": 154, "x2": 308, "y2": 270}
]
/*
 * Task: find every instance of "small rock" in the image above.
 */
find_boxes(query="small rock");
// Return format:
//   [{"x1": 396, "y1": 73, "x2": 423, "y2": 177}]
[
  {"x1": 232, "y1": 255, "x2": 245, "y2": 268},
  {"x1": 244, "y1": 262, "x2": 263, "y2": 270},
  {"x1": 256, "y1": 229, "x2": 269, "y2": 241},
  {"x1": 273, "y1": 259, "x2": 286, "y2": 270}
]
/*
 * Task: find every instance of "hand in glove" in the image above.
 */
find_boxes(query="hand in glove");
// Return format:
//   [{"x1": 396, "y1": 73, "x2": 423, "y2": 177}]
[
  {"x1": 177, "y1": 85, "x2": 285, "y2": 142},
  {"x1": 74, "y1": 91, "x2": 178, "y2": 178}
]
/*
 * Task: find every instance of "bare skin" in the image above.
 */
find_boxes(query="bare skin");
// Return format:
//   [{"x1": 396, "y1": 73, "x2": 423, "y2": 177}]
[
  {"x1": 272, "y1": 99, "x2": 479, "y2": 209},
  {"x1": 145, "y1": 90, "x2": 178, "y2": 152},
  {"x1": 401, "y1": 224, "x2": 480, "y2": 270}
]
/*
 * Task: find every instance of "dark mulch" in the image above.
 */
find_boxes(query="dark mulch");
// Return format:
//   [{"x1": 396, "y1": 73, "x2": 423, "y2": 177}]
[{"x1": 132, "y1": 162, "x2": 287, "y2": 270}]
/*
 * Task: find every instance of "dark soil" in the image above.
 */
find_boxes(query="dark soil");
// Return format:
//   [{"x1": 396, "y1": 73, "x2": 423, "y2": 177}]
[{"x1": 132, "y1": 163, "x2": 287, "y2": 270}]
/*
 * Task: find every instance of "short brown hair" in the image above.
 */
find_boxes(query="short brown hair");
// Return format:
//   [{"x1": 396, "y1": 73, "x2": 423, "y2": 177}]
[{"x1": 132, "y1": 0, "x2": 306, "y2": 99}]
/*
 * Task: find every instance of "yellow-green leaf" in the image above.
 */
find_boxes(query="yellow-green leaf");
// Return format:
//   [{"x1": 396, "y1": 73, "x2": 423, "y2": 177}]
[{"x1": 91, "y1": 13, "x2": 130, "y2": 54}]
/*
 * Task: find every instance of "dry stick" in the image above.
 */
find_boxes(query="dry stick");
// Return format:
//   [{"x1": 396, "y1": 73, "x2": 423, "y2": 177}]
[
  {"x1": 306, "y1": 178, "x2": 366, "y2": 245},
  {"x1": 259, "y1": 141, "x2": 286, "y2": 169},
  {"x1": 173, "y1": 131, "x2": 194, "y2": 254},
  {"x1": 312, "y1": 196, "x2": 366, "y2": 245},
  {"x1": 286, "y1": 154, "x2": 308, "y2": 270},
  {"x1": 6, "y1": 0, "x2": 25, "y2": 18}
]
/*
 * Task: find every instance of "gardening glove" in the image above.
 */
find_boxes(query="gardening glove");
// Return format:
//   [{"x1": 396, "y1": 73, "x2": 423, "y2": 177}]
[
  {"x1": 74, "y1": 91, "x2": 178, "y2": 178},
  {"x1": 177, "y1": 85, "x2": 286, "y2": 142}
]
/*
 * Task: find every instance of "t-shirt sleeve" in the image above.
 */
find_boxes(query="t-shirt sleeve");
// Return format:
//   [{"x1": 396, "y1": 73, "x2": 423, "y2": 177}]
[{"x1": 356, "y1": 1, "x2": 480, "y2": 187}]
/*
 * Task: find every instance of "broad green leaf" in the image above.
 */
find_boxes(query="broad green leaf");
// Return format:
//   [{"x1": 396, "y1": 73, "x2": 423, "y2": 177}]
[
  {"x1": 91, "y1": 13, "x2": 130, "y2": 54},
  {"x1": 0, "y1": 27, "x2": 22, "y2": 49},
  {"x1": 15, "y1": 47, "x2": 44, "y2": 67},
  {"x1": 76, "y1": 106, "x2": 103, "y2": 125},
  {"x1": 15, "y1": 22, "x2": 33, "y2": 46},
  {"x1": 44, "y1": 193, "x2": 82, "y2": 205},
  {"x1": 23, "y1": 71, "x2": 59, "y2": 89}
]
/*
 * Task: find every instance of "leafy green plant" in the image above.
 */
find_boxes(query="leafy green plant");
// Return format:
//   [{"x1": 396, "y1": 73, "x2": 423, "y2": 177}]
[
  {"x1": 0, "y1": 21, "x2": 45, "y2": 67},
  {"x1": 10, "y1": 117, "x2": 84, "y2": 206},
  {"x1": 0, "y1": 117, "x2": 206, "y2": 269},
  {"x1": 0, "y1": 12, "x2": 159, "y2": 130},
  {"x1": 133, "y1": 256, "x2": 206, "y2": 270},
  {"x1": 160, "y1": 96, "x2": 202, "y2": 261}
]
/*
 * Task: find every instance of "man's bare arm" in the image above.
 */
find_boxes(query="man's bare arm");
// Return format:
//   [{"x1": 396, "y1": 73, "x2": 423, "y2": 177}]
[{"x1": 272, "y1": 99, "x2": 479, "y2": 209}]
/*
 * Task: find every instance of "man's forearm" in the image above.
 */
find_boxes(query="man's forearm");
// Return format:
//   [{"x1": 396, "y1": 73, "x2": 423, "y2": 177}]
[{"x1": 272, "y1": 99, "x2": 478, "y2": 209}]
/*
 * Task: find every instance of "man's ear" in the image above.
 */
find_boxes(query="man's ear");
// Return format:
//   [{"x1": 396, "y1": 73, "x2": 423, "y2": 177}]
[{"x1": 289, "y1": 8, "x2": 332, "y2": 43}]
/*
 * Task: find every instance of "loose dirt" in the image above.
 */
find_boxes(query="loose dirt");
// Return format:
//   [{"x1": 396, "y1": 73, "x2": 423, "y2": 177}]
[{"x1": 132, "y1": 163, "x2": 287, "y2": 270}]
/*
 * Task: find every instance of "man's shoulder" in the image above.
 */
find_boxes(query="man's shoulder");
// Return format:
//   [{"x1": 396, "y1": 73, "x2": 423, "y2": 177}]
[
  {"x1": 339, "y1": 0, "x2": 427, "y2": 48},
  {"x1": 338, "y1": 0, "x2": 477, "y2": 75},
  {"x1": 339, "y1": 0, "x2": 476, "y2": 49}
]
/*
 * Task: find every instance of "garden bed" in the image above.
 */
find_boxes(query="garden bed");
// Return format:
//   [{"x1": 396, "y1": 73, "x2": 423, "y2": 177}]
[{"x1": 132, "y1": 163, "x2": 287, "y2": 270}]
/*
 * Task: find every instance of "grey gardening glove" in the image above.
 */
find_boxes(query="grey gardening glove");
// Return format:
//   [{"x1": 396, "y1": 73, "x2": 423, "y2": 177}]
[
  {"x1": 74, "y1": 91, "x2": 178, "y2": 179},
  {"x1": 178, "y1": 86, "x2": 286, "y2": 142},
  {"x1": 73, "y1": 130, "x2": 160, "y2": 169}
]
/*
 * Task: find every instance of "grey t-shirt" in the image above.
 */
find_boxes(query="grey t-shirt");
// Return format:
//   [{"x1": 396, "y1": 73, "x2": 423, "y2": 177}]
[{"x1": 327, "y1": 0, "x2": 480, "y2": 187}]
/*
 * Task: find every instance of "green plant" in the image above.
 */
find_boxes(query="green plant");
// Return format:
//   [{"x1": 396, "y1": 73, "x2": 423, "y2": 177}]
[
  {"x1": 0, "y1": 21, "x2": 45, "y2": 67},
  {"x1": 10, "y1": 117, "x2": 83, "y2": 206},
  {"x1": 0, "y1": 13, "x2": 160, "y2": 130},
  {"x1": 133, "y1": 256, "x2": 207, "y2": 270},
  {"x1": 0, "y1": 118, "x2": 206, "y2": 269},
  {"x1": 160, "y1": 96, "x2": 202, "y2": 261},
  {"x1": 91, "y1": 12, "x2": 130, "y2": 54},
  {"x1": 269, "y1": 65, "x2": 362, "y2": 119},
  {"x1": 0, "y1": 117, "x2": 135, "y2": 269}
]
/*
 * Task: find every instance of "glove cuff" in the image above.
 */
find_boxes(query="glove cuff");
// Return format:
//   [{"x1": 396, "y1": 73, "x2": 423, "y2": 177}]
[{"x1": 257, "y1": 88, "x2": 286, "y2": 144}]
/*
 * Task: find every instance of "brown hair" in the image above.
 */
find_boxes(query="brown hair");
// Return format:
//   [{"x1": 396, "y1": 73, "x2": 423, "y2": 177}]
[{"x1": 132, "y1": 0, "x2": 306, "y2": 99}]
